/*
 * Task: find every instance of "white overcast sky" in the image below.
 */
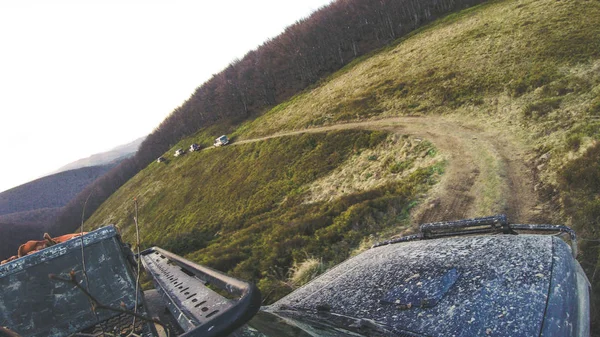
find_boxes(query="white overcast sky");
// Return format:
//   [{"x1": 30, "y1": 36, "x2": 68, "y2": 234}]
[{"x1": 0, "y1": 0, "x2": 333, "y2": 193}]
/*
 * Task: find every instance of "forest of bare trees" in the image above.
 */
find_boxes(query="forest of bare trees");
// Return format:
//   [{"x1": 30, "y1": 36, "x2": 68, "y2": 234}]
[{"x1": 52, "y1": 0, "x2": 487, "y2": 234}]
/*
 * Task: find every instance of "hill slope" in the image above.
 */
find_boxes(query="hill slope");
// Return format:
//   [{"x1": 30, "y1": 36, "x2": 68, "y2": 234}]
[
  {"x1": 0, "y1": 208, "x2": 62, "y2": 228},
  {"x1": 0, "y1": 164, "x2": 117, "y2": 260},
  {"x1": 52, "y1": 136, "x2": 145, "y2": 173},
  {"x1": 0, "y1": 164, "x2": 115, "y2": 217},
  {"x1": 86, "y1": 0, "x2": 600, "y2": 328},
  {"x1": 88, "y1": 130, "x2": 444, "y2": 299},
  {"x1": 0, "y1": 222, "x2": 48, "y2": 261},
  {"x1": 53, "y1": 0, "x2": 491, "y2": 235},
  {"x1": 233, "y1": 0, "x2": 600, "y2": 326}
]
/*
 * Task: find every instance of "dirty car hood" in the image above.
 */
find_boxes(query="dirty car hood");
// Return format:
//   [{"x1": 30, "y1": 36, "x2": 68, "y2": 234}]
[{"x1": 269, "y1": 235, "x2": 557, "y2": 337}]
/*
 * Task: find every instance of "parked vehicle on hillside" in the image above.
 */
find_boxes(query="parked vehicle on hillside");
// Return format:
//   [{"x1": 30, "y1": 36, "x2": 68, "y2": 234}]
[
  {"x1": 189, "y1": 143, "x2": 200, "y2": 152},
  {"x1": 214, "y1": 135, "x2": 230, "y2": 147},
  {"x1": 0, "y1": 215, "x2": 590, "y2": 337},
  {"x1": 174, "y1": 148, "x2": 185, "y2": 157}
]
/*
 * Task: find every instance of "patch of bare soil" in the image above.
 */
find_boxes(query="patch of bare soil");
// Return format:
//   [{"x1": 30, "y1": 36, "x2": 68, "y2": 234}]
[{"x1": 233, "y1": 116, "x2": 541, "y2": 225}]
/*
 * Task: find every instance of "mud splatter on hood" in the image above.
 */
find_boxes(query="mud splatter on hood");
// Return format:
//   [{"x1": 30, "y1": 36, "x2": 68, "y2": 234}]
[{"x1": 270, "y1": 235, "x2": 560, "y2": 337}]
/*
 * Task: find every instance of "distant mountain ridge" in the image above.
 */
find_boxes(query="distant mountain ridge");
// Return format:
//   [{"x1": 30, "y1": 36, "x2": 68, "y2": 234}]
[
  {"x1": 0, "y1": 222, "x2": 48, "y2": 261},
  {"x1": 0, "y1": 207, "x2": 62, "y2": 227},
  {"x1": 0, "y1": 164, "x2": 116, "y2": 217},
  {"x1": 0, "y1": 164, "x2": 117, "y2": 259},
  {"x1": 52, "y1": 136, "x2": 145, "y2": 173},
  {"x1": 0, "y1": 136, "x2": 145, "y2": 260}
]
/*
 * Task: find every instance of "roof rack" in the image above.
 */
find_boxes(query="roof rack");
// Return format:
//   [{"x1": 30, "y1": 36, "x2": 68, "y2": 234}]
[
  {"x1": 139, "y1": 247, "x2": 261, "y2": 337},
  {"x1": 373, "y1": 214, "x2": 577, "y2": 257}
]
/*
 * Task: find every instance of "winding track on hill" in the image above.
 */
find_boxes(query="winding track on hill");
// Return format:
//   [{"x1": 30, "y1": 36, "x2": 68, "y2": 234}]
[{"x1": 230, "y1": 116, "x2": 542, "y2": 225}]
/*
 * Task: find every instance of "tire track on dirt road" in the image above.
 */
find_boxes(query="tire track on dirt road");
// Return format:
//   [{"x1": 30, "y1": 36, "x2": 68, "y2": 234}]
[{"x1": 230, "y1": 116, "x2": 540, "y2": 224}]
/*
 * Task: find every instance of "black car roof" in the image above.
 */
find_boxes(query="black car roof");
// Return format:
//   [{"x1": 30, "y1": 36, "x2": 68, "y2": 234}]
[{"x1": 270, "y1": 234, "x2": 569, "y2": 337}]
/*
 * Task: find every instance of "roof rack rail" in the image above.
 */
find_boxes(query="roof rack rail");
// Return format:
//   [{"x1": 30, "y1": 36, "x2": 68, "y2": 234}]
[
  {"x1": 373, "y1": 214, "x2": 577, "y2": 257},
  {"x1": 420, "y1": 214, "x2": 509, "y2": 238},
  {"x1": 139, "y1": 247, "x2": 261, "y2": 337}
]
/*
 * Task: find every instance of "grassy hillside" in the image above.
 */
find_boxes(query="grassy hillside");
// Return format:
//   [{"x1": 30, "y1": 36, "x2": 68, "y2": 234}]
[
  {"x1": 87, "y1": 0, "x2": 600, "y2": 326},
  {"x1": 87, "y1": 130, "x2": 442, "y2": 301},
  {"x1": 233, "y1": 0, "x2": 600, "y2": 251},
  {"x1": 231, "y1": 0, "x2": 600, "y2": 326},
  {"x1": 235, "y1": 0, "x2": 600, "y2": 138}
]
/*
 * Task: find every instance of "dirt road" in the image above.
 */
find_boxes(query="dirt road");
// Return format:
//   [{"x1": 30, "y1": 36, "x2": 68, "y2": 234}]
[{"x1": 232, "y1": 116, "x2": 541, "y2": 225}]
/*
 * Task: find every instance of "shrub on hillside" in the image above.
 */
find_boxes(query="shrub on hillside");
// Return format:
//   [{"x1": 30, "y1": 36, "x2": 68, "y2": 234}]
[
  {"x1": 509, "y1": 66, "x2": 558, "y2": 97},
  {"x1": 522, "y1": 97, "x2": 562, "y2": 119},
  {"x1": 558, "y1": 142, "x2": 600, "y2": 333},
  {"x1": 589, "y1": 98, "x2": 600, "y2": 116}
]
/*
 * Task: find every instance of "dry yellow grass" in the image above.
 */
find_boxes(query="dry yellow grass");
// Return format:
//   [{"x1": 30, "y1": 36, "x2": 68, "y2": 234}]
[
  {"x1": 287, "y1": 257, "x2": 326, "y2": 287},
  {"x1": 304, "y1": 135, "x2": 441, "y2": 204}
]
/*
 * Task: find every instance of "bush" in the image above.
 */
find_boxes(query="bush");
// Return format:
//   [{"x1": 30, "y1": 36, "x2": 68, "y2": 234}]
[
  {"x1": 565, "y1": 134, "x2": 582, "y2": 152},
  {"x1": 389, "y1": 159, "x2": 415, "y2": 174},
  {"x1": 558, "y1": 142, "x2": 600, "y2": 193},
  {"x1": 557, "y1": 142, "x2": 600, "y2": 332},
  {"x1": 288, "y1": 258, "x2": 326, "y2": 287},
  {"x1": 509, "y1": 66, "x2": 558, "y2": 97},
  {"x1": 589, "y1": 98, "x2": 600, "y2": 116},
  {"x1": 522, "y1": 97, "x2": 562, "y2": 119}
]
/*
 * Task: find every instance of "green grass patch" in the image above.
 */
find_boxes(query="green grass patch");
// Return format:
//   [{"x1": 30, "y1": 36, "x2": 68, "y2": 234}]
[
  {"x1": 86, "y1": 130, "x2": 440, "y2": 302},
  {"x1": 589, "y1": 98, "x2": 600, "y2": 116},
  {"x1": 88, "y1": 130, "x2": 388, "y2": 245},
  {"x1": 188, "y1": 166, "x2": 439, "y2": 303},
  {"x1": 330, "y1": 95, "x2": 385, "y2": 122},
  {"x1": 522, "y1": 97, "x2": 562, "y2": 119},
  {"x1": 389, "y1": 159, "x2": 415, "y2": 174},
  {"x1": 508, "y1": 66, "x2": 558, "y2": 98}
]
